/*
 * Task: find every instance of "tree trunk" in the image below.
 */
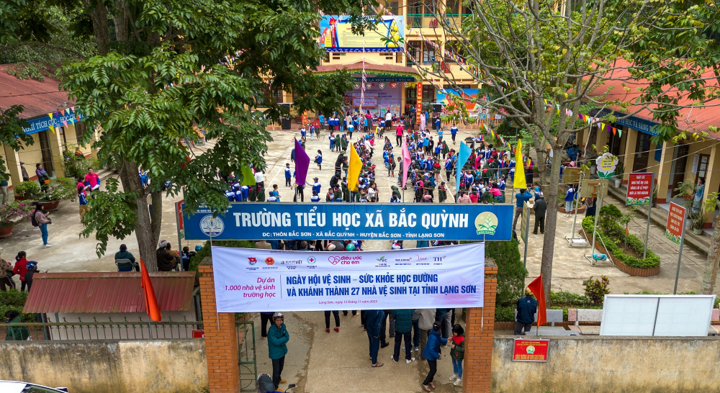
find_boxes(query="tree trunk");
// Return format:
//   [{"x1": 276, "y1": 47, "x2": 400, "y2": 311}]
[
  {"x1": 701, "y1": 212, "x2": 720, "y2": 294},
  {"x1": 113, "y1": 0, "x2": 129, "y2": 42},
  {"x1": 82, "y1": 0, "x2": 110, "y2": 55},
  {"x1": 118, "y1": 157, "x2": 161, "y2": 271},
  {"x1": 540, "y1": 146, "x2": 564, "y2": 300}
]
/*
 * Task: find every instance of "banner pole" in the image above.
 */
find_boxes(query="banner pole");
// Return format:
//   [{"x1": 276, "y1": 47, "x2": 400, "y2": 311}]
[
  {"x1": 643, "y1": 174, "x2": 654, "y2": 259},
  {"x1": 523, "y1": 203, "x2": 529, "y2": 268},
  {"x1": 175, "y1": 202, "x2": 183, "y2": 270},
  {"x1": 590, "y1": 184, "x2": 603, "y2": 257},
  {"x1": 673, "y1": 228, "x2": 686, "y2": 295},
  {"x1": 570, "y1": 172, "x2": 583, "y2": 238}
]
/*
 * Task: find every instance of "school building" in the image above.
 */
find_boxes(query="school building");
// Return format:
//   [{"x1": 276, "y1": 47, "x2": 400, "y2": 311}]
[
  {"x1": 267, "y1": 1, "x2": 485, "y2": 121},
  {"x1": 580, "y1": 65, "x2": 720, "y2": 228},
  {"x1": 0, "y1": 66, "x2": 95, "y2": 188}
]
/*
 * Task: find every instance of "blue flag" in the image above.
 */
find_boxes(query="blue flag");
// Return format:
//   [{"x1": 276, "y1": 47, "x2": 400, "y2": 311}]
[{"x1": 455, "y1": 141, "x2": 472, "y2": 193}]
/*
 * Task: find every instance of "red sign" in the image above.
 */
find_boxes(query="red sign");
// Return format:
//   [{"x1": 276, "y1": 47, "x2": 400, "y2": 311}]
[
  {"x1": 302, "y1": 111, "x2": 308, "y2": 127},
  {"x1": 666, "y1": 202, "x2": 686, "y2": 245},
  {"x1": 416, "y1": 82, "x2": 423, "y2": 125},
  {"x1": 626, "y1": 173, "x2": 652, "y2": 206},
  {"x1": 512, "y1": 338, "x2": 549, "y2": 362},
  {"x1": 192, "y1": 330, "x2": 205, "y2": 339}
]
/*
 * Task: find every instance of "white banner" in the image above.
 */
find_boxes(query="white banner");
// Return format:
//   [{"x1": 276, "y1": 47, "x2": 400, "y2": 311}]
[{"x1": 212, "y1": 243, "x2": 485, "y2": 312}]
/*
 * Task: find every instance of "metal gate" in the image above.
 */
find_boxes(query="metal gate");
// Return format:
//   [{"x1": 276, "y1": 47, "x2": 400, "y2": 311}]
[{"x1": 236, "y1": 321, "x2": 257, "y2": 392}]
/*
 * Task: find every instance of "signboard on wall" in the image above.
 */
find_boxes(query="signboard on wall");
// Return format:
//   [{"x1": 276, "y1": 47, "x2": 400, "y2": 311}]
[
  {"x1": 183, "y1": 203, "x2": 513, "y2": 241},
  {"x1": 320, "y1": 16, "x2": 405, "y2": 52},
  {"x1": 211, "y1": 243, "x2": 485, "y2": 312},
  {"x1": 666, "y1": 202, "x2": 686, "y2": 244},
  {"x1": 626, "y1": 173, "x2": 652, "y2": 206},
  {"x1": 512, "y1": 338, "x2": 549, "y2": 362}
]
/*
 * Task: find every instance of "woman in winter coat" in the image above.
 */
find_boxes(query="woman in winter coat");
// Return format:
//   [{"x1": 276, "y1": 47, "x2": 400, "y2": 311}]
[
  {"x1": 449, "y1": 324, "x2": 465, "y2": 386},
  {"x1": 422, "y1": 322, "x2": 447, "y2": 391},
  {"x1": 268, "y1": 313, "x2": 290, "y2": 390},
  {"x1": 13, "y1": 251, "x2": 29, "y2": 291},
  {"x1": 391, "y1": 309, "x2": 415, "y2": 363}
]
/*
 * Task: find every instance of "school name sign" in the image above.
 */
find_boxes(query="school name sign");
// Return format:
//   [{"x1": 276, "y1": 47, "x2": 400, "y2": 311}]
[
  {"x1": 184, "y1": 203, "x2": 513, "y2": 241},
  {"x1": 212, "y1": 243, "x2": 485, "y2": 312}
]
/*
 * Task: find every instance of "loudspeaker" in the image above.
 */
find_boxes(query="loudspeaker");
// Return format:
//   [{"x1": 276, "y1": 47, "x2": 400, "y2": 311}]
[{"x1": 432, "y1": 103, "x2": 442, "y2": 113}]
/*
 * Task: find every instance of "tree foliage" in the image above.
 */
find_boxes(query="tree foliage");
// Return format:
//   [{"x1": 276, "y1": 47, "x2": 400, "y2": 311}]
[
  {"x1": 389, "y1": 0, "x2": 720, "y2": 297},
  {"x1": 0, "y1": 105, "x2": 34, "y2": 181}
]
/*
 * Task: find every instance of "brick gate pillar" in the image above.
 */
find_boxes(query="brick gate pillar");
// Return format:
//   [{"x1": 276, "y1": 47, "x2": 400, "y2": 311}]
[
  {"x1": 199, "y1": 258, "x2": 241, "y2": 393},
  {"x1": 463, "y1": 262, "x2": 498, "y2": 393}
]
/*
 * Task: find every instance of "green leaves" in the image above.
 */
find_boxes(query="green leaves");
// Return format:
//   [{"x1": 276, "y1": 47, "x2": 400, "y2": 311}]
[{"x1": 80, "y1": 178, "x2": 139, "y2": 258}]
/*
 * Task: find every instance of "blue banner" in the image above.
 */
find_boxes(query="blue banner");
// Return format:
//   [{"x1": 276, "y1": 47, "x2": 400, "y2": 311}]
[
  {"x1": 184, "y1": 203, "x2": 513, "y2": 241},
  {"x1": 22, "y1": 112, "x2": 85, "y2": 135}
]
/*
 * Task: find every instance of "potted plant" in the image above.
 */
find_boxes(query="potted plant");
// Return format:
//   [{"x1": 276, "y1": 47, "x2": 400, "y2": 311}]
[
  {"x1": 0, "y1": 201, "x2": 35, "y2": 238},
  {"x1": 613, "y1": 162, "x2": 624, "y2": 187},
  {"x1": 38, "y1": 177, "x2": 77, "y2": 211},
  {"x1": 674, "y1": 181, "x2": 695, "y2": 201},
  {"x1": 13, "y1": 181, "x2": 41, "y2": 201}
]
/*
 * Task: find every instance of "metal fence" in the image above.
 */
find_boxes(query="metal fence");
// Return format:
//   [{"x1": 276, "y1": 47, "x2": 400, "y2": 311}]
[
  {"x1": 2, "y1": 320, "x2": 203, "y2": 341},
  {"x1": 236, "y1": 321, "x2": 257, "y2": 392}
]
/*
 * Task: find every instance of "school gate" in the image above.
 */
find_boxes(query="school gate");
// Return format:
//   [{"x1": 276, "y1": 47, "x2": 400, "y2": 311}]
[
  {"x1": 189, "y1": 203, "x2": 508, "y2": 392},
  {"x1": 198, "y1": 257, "x2": 498, "y2": 393}
]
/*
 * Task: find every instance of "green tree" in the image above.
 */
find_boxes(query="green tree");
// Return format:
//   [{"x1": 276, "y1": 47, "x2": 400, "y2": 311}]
[
  {"x1": 51, "y1": 0, "x2": 368, "y2": 270},
  {"x1": 389, "y1": 0, "x2": 720, "y2": 298},
  {"x1": 0, "y1": 105, "x2": 34, "y2": 181}
]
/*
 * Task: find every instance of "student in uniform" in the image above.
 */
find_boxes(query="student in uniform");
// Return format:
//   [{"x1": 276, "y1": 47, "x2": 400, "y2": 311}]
[{"x1": 284, "y1": 163, "x2": 292, "y2": 188}]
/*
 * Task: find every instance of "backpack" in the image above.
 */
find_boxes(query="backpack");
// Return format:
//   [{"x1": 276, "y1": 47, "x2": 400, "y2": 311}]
[
  {"x1": 257, "y1": 374, "x2": 275, "y2": 393},
  {"x1": 31, "y1": 211, "x2": 39, "y2": 227}
]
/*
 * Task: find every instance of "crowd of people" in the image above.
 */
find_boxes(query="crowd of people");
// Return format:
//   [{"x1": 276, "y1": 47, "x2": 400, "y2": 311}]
[{"x1": 263, "y1": 307, "x2": 466, "y2": 391}]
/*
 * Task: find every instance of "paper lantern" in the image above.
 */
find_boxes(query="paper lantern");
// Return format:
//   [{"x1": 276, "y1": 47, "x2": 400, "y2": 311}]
[
  {"x1": 389, "y1": 82, "x2": 398, "y2": 89},
  {"x1": 379, "y1": 83, "x2": 386, "y2": 89}
]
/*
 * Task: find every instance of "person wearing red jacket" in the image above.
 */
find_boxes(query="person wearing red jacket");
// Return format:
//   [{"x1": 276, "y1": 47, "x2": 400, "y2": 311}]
[{"x1": 13, "y1": 251, "x2": 28, "y2": 291}]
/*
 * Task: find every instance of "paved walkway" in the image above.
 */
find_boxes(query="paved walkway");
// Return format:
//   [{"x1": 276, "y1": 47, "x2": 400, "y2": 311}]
[
  {"x1": 522, "y1": 193, "x2": 715, "y2": 296},
  {"x1": 253, "y1": 311, "x2": 461, "y2": 393}
]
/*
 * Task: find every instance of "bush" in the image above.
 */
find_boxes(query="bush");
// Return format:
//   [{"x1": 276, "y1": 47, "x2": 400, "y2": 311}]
[
  {"x1": 582, "y1": 215, "x2": 660, "y2": 269},
  {"x1": 0, "y1": 289, "x2": 36, "y2": 321},
  {"x1": 584, "y1": 275, "x2": 610, "y2": 305},
  {"x1": 189, "y1": 240, "x2": 257, "y2": 272},
  {"x1": 551, "y1": 290, "x2": 588, "y2": 306},
  {"x1": 486, "y1": 239, "x2": 527, "y2": 306},
  {"x1": 14, "y1": 181, "x2": 41, "y2": 199},
  {"x1": 495, "y1": 305, "x2": 516, "y2": 322}
]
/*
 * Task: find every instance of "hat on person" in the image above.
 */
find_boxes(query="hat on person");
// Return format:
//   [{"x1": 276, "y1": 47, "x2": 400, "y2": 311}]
[
  {"x1": 272, "y1": 312, "x2": 284, "y2": 320},
  {"x1": 327, "y1": 244, "x2": 336, "y2": 251},
  {"x1": 525, "y1": 288, "x2": 534, "y2": 296},
  {"x1": 159, "y1": 240, "x2": 169, "y2": 248}
]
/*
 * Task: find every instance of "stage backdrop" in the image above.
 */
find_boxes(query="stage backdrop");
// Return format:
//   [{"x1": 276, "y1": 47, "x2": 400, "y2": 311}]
[
  {"x1": 320, "y1": 15, "x2": 405, "y2": 52},
  {"x1": 212, "y1": 243, "x2": 485, "y2": 312},
  {"x1": 183, "y1": 203, "x2": 513, "y2": 241}
]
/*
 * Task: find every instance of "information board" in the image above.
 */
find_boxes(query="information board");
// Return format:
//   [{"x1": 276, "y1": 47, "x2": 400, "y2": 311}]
[
  {"x1": 320, "y1": 16, "x2": 405, "y2": 52},
  {"x1": 627, "y1": 173, "x2": 652, "y2": 206},
  {"x1": 666, "y1": 202, "x2": 686, "y2": 244},
  {"x1": 512, "y1": 338, "x2": 549, "y2": 362},
  {"x1": 184, "y1": 203, "x2": 513, "y2": 241}
]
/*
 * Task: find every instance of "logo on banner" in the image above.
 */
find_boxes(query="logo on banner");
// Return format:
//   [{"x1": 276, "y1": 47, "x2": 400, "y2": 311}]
[
  {"x1": 475, "y1": 212, "x2": 499, "y2": 235},
  {"x1": 200, "y1": 215, "x2": 225, "y2": 237},
  {"x1": 307, "y1": 257, "x2": 317, "y2": 264},
  {"x1": 265, "y1": 257, "x2": 275, "y2": 266},
  {"x1": 248, "y1": 257, "x2": 257, "y2": 265},
  {"x1": 328, "y1": 256, "x2": 341, "y2": 265},
  {"x1": 377, "y1": 256, "x2": 388, "y2": 263}
]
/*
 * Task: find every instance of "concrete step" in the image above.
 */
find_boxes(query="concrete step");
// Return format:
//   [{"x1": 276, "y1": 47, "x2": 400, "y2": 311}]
[{"x1": 606, "y1": 184, "x2": 711, "y2": 255}]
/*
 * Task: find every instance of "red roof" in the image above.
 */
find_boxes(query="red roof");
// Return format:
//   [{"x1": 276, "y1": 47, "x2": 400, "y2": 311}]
[
  {"x1": 0, "y1": 65, "x2": 74, "y2": 119},
  {"x1": 23, "y1": 272, "x2": 196, "y2": 314},
  {"x1": 587, "y1": 59, "x2": 720, "y2": 139}
]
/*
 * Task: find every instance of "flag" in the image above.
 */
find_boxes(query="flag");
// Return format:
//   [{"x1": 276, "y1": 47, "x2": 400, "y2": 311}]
[
  {"x1": 348, "y1": 143, "x2": 362, "y2": 192},
  {"x1": 401, "y1": 138, "x2": 411, "y2": 188},
  {"x1": 240, "y1": 166, "x2": 256, "y2": 186},
  {"x1": 294, "y1": 139, "x2": 310, "y2": 186},
  {"x1": 140, "y1": 259, "x2": 162, "y2": 322},
  {"x1": 527, "y1": 275, "x2": 546, "y2": 329},
  {"x1": 513, "y1": 140, "x2": 527, "y2": 189},
  {"x1": 455, "y1": 141, "x2": 472, "y2": 193}
]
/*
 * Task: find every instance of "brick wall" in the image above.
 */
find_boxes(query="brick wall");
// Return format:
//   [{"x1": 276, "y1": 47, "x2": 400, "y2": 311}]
[
  {"x1": 463, "y1": 265, "x2": 498, "y2": 393},
  {"x1": 199, "y1": 257, "x2": 241, "y2": 393}
]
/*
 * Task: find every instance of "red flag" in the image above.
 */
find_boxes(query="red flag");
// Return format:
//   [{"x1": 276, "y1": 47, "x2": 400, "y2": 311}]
[
  {"x1": 527, "y1": 275, "x2": 546, "y2": 327},
  {"x1": 140, "y1": 258, "x2": 162, "y2": 322}
]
